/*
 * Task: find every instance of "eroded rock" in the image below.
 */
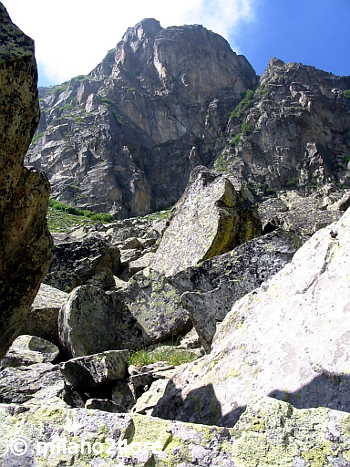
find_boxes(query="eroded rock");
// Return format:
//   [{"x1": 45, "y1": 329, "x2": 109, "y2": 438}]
[{"x1": 22, "y1": 284, "x2": 68, "y2": 345}]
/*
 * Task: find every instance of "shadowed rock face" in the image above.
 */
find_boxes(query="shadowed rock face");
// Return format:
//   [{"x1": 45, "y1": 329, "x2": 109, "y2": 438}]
[
  {"x1": 0, "y1": 3, "x2": 52, "y2": 357},
  {"x1": 26, "y1": 18, "x2": 257, "y2": 217}
]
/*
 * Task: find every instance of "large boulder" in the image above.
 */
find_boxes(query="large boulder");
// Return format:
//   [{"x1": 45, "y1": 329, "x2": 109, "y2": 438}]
[
  {"x1": 59, "y1": 269, "x2": 190, "y2": 357},
  {"x1": 153, "y1": 206, "x2": 350, "y2": 426},
  {"x1": 45, "y1": 233, "x2": 121, "y2": 293},
  {"x1": 21, "y1": 284, "x2": 68, "y2": 345},
  {"x1": 151, "y1": 167, "x2": 261, "y2": 276},
  {"x1": 172, "y1": 229, "x2": 296, "y2": 350},
  {"x1": 0, "y1": 398, "x2": 350, "y2": 465},
  {"x1": 58, "y1": 285, "x2": 142, "y2": 358},
  {"x1": 61, "y1": 350, "x2": 129, "y2": 389},
  {"x1": 0, "y1": 3, "x2": 52, "y2": 357}
]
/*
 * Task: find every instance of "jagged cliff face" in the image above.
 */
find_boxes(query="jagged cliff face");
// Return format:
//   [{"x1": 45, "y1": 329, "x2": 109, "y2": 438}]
[
  {"x1": 26, "y1": 19, "x2": 257, "y2": 217},
  {"x1": 216, "y1": 58, "x2": 350, "y2": 195}
]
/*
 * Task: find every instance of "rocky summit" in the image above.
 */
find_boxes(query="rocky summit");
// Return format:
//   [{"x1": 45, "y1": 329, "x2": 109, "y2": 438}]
[
  {"x1": 2, "y1": 2, "x2": 350, "y2": 466},
  {"x1": 26, "y1": 18, "x2": 256, "y2": 217}
]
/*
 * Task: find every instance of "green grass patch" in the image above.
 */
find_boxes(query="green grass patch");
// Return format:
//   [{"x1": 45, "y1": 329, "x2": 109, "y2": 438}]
[
  {"x1": 47, "y1": 207, "x2": 97, "y2": 232},
  {"x1": 230, "y1": 89, "x2": 255, "y2": 120},
  {"x1": 128, "y1": 348, "x2": 198, "y2": 367},
  {"x1": 31, "y1": 131, "x2": 44, "y2": 145},
  {"x1": 143, "y1": 209, "x2": 172, "y2": 221},
  {"x1": 48, "y1": 199, "x2": 113, "y2": 226},
  {"x1": 343, "y1": 89, "x2": 350, "y2": 99}
]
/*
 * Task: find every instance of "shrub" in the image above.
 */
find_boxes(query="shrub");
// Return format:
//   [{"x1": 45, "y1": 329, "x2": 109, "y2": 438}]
[{"x1": 343, "y1": 89, "x2": 350, "y2": 99}]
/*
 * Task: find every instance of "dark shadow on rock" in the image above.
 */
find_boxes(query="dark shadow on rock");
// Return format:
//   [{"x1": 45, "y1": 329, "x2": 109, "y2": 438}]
[
  {"x1": 152, "y1": 379, "x2": 244, "y2": 427},
  {"x1": 269, "y1": 372, "x2": 350, "y2": 412},
  {"x1": 152, "y1": 372, "x2": 350, "y2": 428}
]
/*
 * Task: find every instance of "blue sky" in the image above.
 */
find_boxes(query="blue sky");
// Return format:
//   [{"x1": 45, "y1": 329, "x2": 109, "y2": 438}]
[
  {"x1": 4, "y1": 0, "x2": 349, "y2": 87},
  {"x1": 234, "y1": 0, "x2": 350, "y2": 77}
]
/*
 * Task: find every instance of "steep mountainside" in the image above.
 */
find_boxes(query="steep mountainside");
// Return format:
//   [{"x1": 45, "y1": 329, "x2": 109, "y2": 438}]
[
  {"x1": 215, "y1": 58, "x2": 350, "y2": 195},
  {"x1": 26, "y1": 19, "x2": 256, "y2": 217}
]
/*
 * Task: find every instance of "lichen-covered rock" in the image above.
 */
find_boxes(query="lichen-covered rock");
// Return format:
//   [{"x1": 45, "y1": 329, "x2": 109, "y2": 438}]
[
  {"x1": 0, "y1": 3, "x2": 52, "y2": 358},
  {"x1": 21, "y1": 284, "x2": 68, "y2": 345},
  {"x1": 152, "y1": 167, "x2": 261, "y2": 276},
  {"x1": 59, "y1": 269, "x2": 191, "y2": 357},
  {"x1": 171, "y1": 229, "x2": 296, "y2": 350},
  {"x1": 1, "y1": 335, "x2": 59, "y2": 368},
  {"x1": 58, "y1": 285, "x2": 144, "y2": 357},
  {"x1": 45, "y1": 233, "x2": 121, "y2": 293},
  {"x1": 1, "y1": 397, "x2": 350, "y2": 465},
  {"x1": 154, "y1": 206, "x2": 350, "y2": 426},
  {"x1": 61, "y1": 350, "x2": 129, "y2": 389},
  {"x1": 115, "y1": 268, "x2": 191, "y2": 343}
]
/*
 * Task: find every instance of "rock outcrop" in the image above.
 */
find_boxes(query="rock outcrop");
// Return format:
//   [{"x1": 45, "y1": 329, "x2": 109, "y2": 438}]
[
  {"x1": 152, "y1": 167, "x2": 261, "y2": 276},
  {"x1": 58, "y1": 270, "x2": 190, "y2": 357},
  {"x1": 153, "y1": 206, "x2": 350, "y2": 426},
  {"x1": 215, "y1": 58, "x2": 350, "y2": 197},
  {"x1": 0, "y1": 3, "x2": 52, "y2": 358},
  {"x1": 26, "y1": 19, "x2": 257, "y2": 217}
]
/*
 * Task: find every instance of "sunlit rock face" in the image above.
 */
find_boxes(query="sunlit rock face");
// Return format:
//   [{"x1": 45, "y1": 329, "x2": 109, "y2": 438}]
[
  {"x1": 26, "y1": 18, "x2": 257, "y2": 217},
  {"x1": 0, "y1": 3, "x2": 52, "y2": 357}
]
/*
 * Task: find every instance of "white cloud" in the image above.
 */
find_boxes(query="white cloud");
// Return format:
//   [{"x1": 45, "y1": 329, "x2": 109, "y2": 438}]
[{"x1": 3, "y1": 0, "x2": 255, "y2": 84}]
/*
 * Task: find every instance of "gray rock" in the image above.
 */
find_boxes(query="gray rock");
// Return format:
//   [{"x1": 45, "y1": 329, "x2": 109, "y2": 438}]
[
  {"x1": 153, "y1": 206, "x2": 350, "y2": 426},
  {"x1": 133, "y1": 379, "x2": 169, "y2": 415},
  {"x1": 171, "y1": 229, "x2": 296, "y2": 350},
  {"x1": 258, "y1": 191, "x2": 343, "y2": 245},
  {"x1": 61, "y1": 350, "x2": 129, "y2": 389},
  {"x1": 215, "y1": 58, "x2": 350, "y2": 197},
  {"x1": 111, "y1": 381, "x2": 136, "y2": 411},
  {"x1": 128, "y1": 251, "x2": 156, "y2": 276},
  {"x1": 46, "y1": 234, "x2": 121, "y2": 293},
  {"x1": 22, "y1": 284, "x2": 68, "y2": 345},
  {"x1": 152, "y1": 167, "x2": 261, "y2": 276},
  {"x1": 1, "y1": 335, "x2": 59, "y2": 368},
  {"x1": 0, "y1": 3, "x2": 52, "y2": 358},
  {"x1": 0, "y1": 363, "x2": 64, "y2": 406},
  {"x1": 1, "y1": 398, "x2": 350, "y2": 465},
  {"x1": 58, "y1": 285, "x2": 128, "y2": 357},
  {"x1": 26, "y1": 19, "x2": 257, "y2": 217},
  {"x1": 58, "y1": 282, "x2": 180, "y2": 357},
  {"x1": 115, "y1": 268, "x2": 191, "y2": 344},
  {"x1": 85, "y1": 398, "x2": 123, "y2": 412}
]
